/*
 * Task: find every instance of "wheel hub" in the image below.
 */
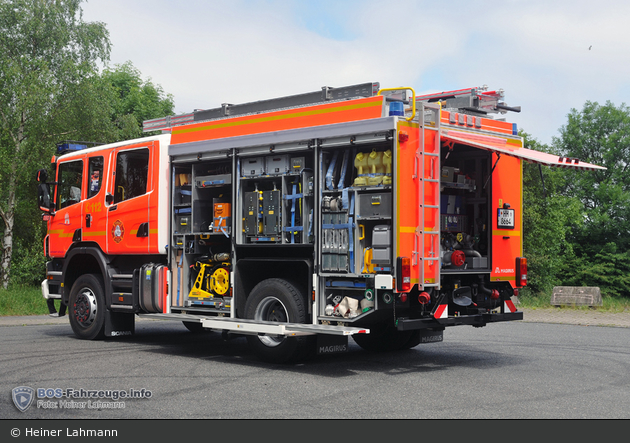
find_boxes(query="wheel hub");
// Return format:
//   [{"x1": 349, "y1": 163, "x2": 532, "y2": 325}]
[
  {"x1": 73, "y1": 288, "x2": 97, "y2": 327},
  {"x1": 254, "y1": 296, "x2": 289, "y2": 347}
]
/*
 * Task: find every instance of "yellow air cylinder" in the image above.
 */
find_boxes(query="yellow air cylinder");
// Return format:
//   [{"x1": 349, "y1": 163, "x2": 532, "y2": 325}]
[
  {"x1": 382, "y1": 149, "x2": 392, "y2": 185},
  {"x1": 353, "y1": 151, "x2": 368, "y2": 186},
  {"x1": 367, "y1": 149, "x2": 384, "y2": 186}
]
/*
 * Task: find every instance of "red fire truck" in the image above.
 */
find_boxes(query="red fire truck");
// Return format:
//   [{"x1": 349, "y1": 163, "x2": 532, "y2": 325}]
[{"x1": 36, "y1": 83, "x2": 605, "y2": 362}]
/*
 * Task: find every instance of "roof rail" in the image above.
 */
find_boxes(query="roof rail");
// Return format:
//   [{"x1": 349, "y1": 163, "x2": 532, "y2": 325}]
[{"x1": 143, "y1": 82, "x2": 380, "y2": 133}]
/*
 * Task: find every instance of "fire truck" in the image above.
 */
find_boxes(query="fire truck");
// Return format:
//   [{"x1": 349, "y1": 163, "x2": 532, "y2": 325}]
[{"x1": 36, "y1": 83, "x2": 605, "y2": 363}]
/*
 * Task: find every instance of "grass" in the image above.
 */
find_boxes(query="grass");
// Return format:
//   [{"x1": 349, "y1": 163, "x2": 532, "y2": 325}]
[
  {"x1": 517, "y1": 291, "x2": 630, "y2": 313},
  {"x1": 0, "y1": 285, "x2": 50, "y2": 316}
]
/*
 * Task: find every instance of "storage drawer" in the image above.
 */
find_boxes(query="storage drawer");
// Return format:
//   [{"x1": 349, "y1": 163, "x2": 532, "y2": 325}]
[{"x1": 358, "y1": 192, "x2": 392, "y2": 218}]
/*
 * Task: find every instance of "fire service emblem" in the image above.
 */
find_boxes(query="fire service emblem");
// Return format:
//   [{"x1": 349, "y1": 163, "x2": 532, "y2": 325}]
[{"x1": 112, "y1": 220, "x2": 125, "y2": 243}]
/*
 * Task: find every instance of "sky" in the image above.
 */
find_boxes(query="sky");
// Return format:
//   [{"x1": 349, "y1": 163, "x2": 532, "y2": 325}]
[{"x1": 80, "y1": 0, "x2": 630, "y2": 146}]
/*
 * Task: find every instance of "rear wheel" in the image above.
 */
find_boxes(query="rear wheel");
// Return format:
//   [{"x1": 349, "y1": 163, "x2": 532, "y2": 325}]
[
  {"x1": 68, "y1": 274, "x2": 106, "y2": 340},
  {"x1": 245, "y1": 278, "x2": 313, "y2": 363}
]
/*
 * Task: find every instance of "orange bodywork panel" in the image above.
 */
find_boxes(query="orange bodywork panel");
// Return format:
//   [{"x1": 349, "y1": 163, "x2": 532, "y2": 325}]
[
  {"x1": 440, "y1": 109, "x2": 515, "y2": 136},
  {"x1": 490, "y1": 153, "x2": 522, "y2": 286},
  {"x1": 105, "y1": 141, "x2": 160, "y2": 255},
  {"x1": 170, "y1": 95, "x2": 385, "y2": 145},
  {"x1": 395, "y1": 121, "x2": 440, "y2": 289},
  {"x1": 48, "y1": 139, "x2": 164, "y2": 258}
]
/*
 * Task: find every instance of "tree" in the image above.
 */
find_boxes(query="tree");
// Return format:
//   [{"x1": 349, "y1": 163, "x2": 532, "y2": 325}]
[
  {"x1": 521, "y1": 132, "x2": 583, "y2": 295},
  {"x1": 0, "y1": 0, "x2": 110, "y2": 288},
  {"x1": 553, "y1": 101, "x2": 630, "y2": 254},
  {"x1": 102, "y1": 61, "x2": 174, "y2": 140},
  {"x1": 552, "y1": 101, "x2": 630, "y2": 297}
]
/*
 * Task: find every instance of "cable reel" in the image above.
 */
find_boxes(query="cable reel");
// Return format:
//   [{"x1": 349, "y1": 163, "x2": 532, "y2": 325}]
[{"x1": 209, "y1": 265, "x2": 230, "y2": 296}]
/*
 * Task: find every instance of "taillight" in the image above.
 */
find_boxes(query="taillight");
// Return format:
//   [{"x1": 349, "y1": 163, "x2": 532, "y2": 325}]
[
  {"x1": 516, "y1": 257, "x2": 527, "y2": 287},
  {"x1": 397, "y1": 256, "x2": 411, "y2": 292}
]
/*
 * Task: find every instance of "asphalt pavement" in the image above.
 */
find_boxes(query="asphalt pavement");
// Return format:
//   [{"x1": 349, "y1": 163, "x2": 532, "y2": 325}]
[{"x1": 1, "y1": 306, "x2": 629, "y2": 328}]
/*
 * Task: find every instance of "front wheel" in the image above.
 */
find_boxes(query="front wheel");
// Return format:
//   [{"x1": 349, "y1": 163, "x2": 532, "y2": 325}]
[
  {"x1": 244, "y1": 278, "x2": 313, "y2": 363},
  {"x1": 68, "y1": 274, "x2": 106, "y2": 340}
]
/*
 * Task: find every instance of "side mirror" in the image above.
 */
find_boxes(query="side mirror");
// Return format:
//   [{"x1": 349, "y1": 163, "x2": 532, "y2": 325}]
[
  {"x1": 37, "y1": 183, "x2": 53, "y2": 213},
  {"x1": 36, "y1": 169, "x2": 48, "y2": 183}
]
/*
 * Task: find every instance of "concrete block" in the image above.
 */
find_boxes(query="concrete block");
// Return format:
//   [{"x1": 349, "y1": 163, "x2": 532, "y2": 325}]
[{"x1": 551, "y1": 286, "x2": 602, "y2": 307}]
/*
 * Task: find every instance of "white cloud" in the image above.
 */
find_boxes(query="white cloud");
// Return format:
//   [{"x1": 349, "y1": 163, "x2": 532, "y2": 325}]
[{"x1": 80, "y1": 0, "x2": 630, "y2": 145}]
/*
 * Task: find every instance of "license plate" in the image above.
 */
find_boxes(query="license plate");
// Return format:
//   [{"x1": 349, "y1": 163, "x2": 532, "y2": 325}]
[{"x1": 497, "y1": 208, "x2": 515, "y2": 229}]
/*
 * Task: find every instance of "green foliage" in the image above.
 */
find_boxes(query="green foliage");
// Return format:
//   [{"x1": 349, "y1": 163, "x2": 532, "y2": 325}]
[
  {"x1": 0, "y1": 285, "x2": 48, "y2": 316},
  {"x1": 0, "y1": 0, "x2": 111, "y2": 288},
  {"x1": 553, "y1": 101, "x2": 630, "y2": 255},
  {"x1": 521, "y1": 132, "x2": 583, "y2": 295},
  {"x1": 9, "y1": 234, "x2": 46, "y2": 286},
  {"x1": 559, "y1": 243, "x2": 630, "y2": 298},
  {"x1": 102, "y1": 61, "x2": 174, "y2": 140},
  {"x1": 550, "y1": 101, "x2": 630, "y2": 297},
  {"x1": 0, "y1": 1, "x2": 173, "y2": 288}
]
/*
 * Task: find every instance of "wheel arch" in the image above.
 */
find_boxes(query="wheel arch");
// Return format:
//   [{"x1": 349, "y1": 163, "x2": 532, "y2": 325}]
[
  {"x1": 61, "y1": 244, "x2": 109, "y2": 306},
  {"x1": 234, "y1": 258, "x2": 312, "y2": 319}
]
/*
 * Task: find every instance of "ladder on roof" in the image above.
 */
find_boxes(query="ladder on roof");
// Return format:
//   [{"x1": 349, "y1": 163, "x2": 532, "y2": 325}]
[
  {"x1": 416, "y1": 86, "x2": 521, "y2": 115},
  {"x1": 143, "y1": 82, "x2": 381, "y2": 132}
]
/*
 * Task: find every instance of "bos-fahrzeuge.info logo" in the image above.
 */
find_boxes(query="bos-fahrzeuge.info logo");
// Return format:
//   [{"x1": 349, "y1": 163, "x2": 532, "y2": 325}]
[{"x1": 11, "y1": 386, "x2": 152, "y2": 412}]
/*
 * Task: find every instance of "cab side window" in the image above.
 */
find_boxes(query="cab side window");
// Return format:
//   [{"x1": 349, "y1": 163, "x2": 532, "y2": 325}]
[
  {"x1": 57, "y1": 160, "x2": 83, "y2": 210},
  {"x1": 88, "y1": 156, "x2": 104, "y2": 199},
  {"x1": 114, "y1": 148, "x2": 150, "y2": 204}
]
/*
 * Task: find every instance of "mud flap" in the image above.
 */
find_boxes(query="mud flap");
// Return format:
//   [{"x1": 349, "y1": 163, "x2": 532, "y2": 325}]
[
  {"x1": 417, "y1": 328, "x2": 444, "y2": 344},
  {"x1": 317, "y1": 334, "x2": 349, "y2": 355},
  {"x1": 104, "y1": 310, "x2": 135, "y2": 337}
]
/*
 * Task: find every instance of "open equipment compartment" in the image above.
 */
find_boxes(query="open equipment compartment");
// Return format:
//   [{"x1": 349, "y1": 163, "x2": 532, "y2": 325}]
[
  {"x1": 317, "y1": 132, "x2": 396, "y2": 322},
  {"x1": 439, "y1": 143, "x2": 492, "y2": 273},
  {"x1": 170, "y1": 158, "x2": 233, "y2": 312}
]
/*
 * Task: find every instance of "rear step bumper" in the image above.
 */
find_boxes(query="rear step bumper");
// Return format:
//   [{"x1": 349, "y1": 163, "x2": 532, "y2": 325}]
[{"x1": 396, "y1": 311, "x2": 523, "y2": 331}]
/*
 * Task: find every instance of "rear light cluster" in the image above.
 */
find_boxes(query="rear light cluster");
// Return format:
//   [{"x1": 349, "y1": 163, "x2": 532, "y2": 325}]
[
  {"x1": 516, "y1": 257, "x2": 527, "y2": 287},
  {"x1": 396, "y1": 257, "x2": 411, "y2": 292}
]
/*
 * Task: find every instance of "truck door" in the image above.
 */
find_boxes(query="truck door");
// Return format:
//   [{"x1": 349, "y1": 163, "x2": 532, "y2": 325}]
[
  {"x1": 81, "y1": 155, "x2": 107, "y2": 248},
  {"x1": 49, "y1": 158, "x2": 84, "y2": 257},
  {"x1": 490, "y1": 153, "x2": 522, "y2": 284},
  {"x1": 105, "y1": 143, "x2": 154, "y2": 255}
]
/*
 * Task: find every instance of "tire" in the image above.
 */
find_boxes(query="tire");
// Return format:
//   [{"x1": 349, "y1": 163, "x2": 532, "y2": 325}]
[
  {"x1": 244, "y1": 278, "x2": 313, "y2": 363},
  {"x1": 68, "y1": 274, "x2": 106, "y2": 340},
  {"x1": 352, "y1": 321, "x2": 414, "y2": 352}
]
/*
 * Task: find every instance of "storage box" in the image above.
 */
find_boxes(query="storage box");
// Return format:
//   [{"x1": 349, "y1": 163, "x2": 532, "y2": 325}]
[
  {"x1": 174, "y1": 207, "x2": 191, "y2": 234},
  {"x1": 358, "y1": 192, "x2": 392, "y2": 218},
  {"x1": 441, "y1": 166, "x2": 456, "y2": 182},
  {"x1": 265, "y1": 154, "x2": 290, "y2": 175},
  {"x1": 371, "y1": 225, "x2": 391, "y2": 266},
  {"x1": 241, "y1": 157, "x2": 265, "y2": 176},
  {"x1": 440, "y1": 195, "x2": 463, "y2": 215},
  {"x1": 196, "y1": 174, "x2": 231, "y2": 187},
  {"x1": 214, "y1": 203, "x2": 232, "y2": 228},
  {"x1": 465, "y1": 256, "x2": 488, "y2": 269},
  {"x1": 291, "y1": 157, "x2": 305, "y2": 173}
]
